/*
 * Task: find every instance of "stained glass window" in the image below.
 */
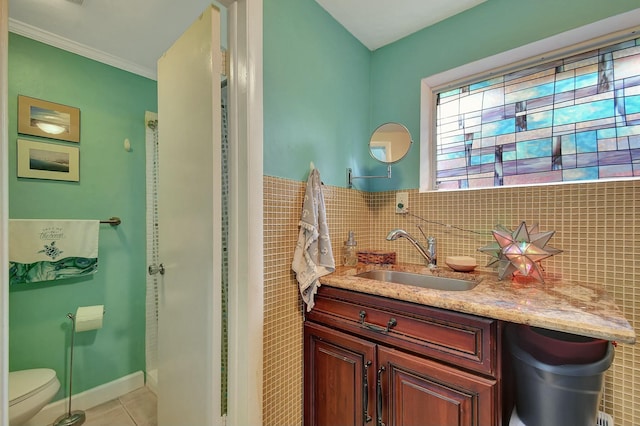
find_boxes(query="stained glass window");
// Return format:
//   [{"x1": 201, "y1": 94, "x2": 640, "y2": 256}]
[{"x1": 435, "y1": 37, "x2": 640, "y2": 190}]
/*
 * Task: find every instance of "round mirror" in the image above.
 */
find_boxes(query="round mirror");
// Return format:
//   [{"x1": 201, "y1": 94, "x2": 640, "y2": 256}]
[{"x1": 369, "y1": 122, "x2": 412, "y2": 164}]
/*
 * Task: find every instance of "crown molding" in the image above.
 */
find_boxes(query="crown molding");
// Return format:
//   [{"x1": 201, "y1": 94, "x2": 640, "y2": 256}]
[{"x1": 8, "y1": 18, "x2": 157, "y2": 80}]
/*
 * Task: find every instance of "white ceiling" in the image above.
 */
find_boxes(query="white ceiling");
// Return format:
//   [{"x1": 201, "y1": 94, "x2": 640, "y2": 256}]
[
  {"x1": 315, "y1": 0, "x2": 486, "y2": 50},
  {"x1": 8, "y1": 0, "x2": 486, "y2": 80},
  {"x1": 8, "y1": 0, "x2": 221, "y2": 79}
]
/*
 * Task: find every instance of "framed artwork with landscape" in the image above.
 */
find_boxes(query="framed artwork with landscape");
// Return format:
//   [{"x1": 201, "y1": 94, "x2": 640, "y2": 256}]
[
  {"x1": 18, "y1": 95, "x2": 80, "y2": 142},
  {"x1": 17, "y1": 139, "x2": 80, "y2": 182}
]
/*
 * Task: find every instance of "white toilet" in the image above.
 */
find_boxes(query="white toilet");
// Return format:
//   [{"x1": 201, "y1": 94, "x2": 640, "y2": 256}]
[
  {"x1": 9, "y1": 368, "x2": 60, "y2": 426},
  {"x1": 509, "y1": 408, "x2": 527, "y2": 426}
]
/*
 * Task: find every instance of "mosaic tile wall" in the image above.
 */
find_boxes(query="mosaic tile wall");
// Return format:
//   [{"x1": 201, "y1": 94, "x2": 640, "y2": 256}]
[
  {"x1": 263, "y1": 175, "x2": 639, "y2": 426},
  {"x1": 263, "y1": 176, "x2": 371, "y2": 426}
]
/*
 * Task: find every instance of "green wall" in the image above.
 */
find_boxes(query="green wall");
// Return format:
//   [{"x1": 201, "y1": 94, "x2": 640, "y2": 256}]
[
  {"x1": 368, "y1": 0, "x2": 640, "y2": 191},
  {"x1": 263, "y1": 0, "x2": 372, "y2": 187},
  {"x1": 263, "y1": 0, "x2": 639, "y2": 190},
  {"x1": 8, "y1": 34, "x2": 157, "y2": 399}
]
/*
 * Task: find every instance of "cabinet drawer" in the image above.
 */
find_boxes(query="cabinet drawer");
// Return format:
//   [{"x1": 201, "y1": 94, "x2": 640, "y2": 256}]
[{"x1": 307, "y1": 286, "x2": 497, "y2": 376}]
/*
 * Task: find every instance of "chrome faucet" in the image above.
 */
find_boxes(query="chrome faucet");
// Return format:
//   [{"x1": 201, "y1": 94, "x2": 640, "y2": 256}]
[{"x1": 386, "y1": 229, "x2": 437, "y2": 268}]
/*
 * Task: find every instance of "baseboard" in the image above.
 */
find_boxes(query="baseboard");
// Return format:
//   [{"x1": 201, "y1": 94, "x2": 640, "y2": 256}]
[
  {"x1": 24, "y1": 371, "x2": 145, "y2": 426},
  {"x1": 146, "y1": 369, "x2": 158, "y2": 396}
]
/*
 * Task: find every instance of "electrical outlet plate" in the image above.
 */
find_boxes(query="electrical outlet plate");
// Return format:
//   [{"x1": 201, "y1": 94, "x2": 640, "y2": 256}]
[{"x1": 396, "y1": 192, "x2": 408, "y2": 214}]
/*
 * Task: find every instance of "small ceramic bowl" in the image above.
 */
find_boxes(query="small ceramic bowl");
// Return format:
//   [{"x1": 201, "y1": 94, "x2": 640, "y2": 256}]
[{"x1": 445, "y1": 256, "x2": 478, "y2": 272}]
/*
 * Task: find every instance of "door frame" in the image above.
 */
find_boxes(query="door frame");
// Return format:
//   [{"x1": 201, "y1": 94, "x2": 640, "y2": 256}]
[
  {"x1": 0, "y1": 0, "x2": 8, "y2": 424},
  {"x1": 0, "y1": 0, "x2": 263, "y2": 425},
  {"x1": 219, "y1": 0, "x2": 264, "y2": 425}
]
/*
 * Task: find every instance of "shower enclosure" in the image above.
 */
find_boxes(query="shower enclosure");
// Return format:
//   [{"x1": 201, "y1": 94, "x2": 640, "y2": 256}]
[{"x1": 144, "y1": 112, "x2": 159, "y2": 393}]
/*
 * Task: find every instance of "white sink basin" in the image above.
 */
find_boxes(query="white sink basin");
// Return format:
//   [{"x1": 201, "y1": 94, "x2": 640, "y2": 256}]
[{"x1": 356, "y1": 270, "x2": 478, "y2": 291}]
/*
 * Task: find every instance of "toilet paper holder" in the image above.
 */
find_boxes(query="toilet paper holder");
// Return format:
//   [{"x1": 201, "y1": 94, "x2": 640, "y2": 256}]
[{"x1": 54, "y1": 308, "x2": 106, "y2": 426}]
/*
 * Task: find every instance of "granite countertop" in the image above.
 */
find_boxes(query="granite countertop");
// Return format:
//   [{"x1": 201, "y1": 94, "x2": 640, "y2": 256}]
[{"x1": 319, "y1": 263, "x2": 636, "y2": 344}]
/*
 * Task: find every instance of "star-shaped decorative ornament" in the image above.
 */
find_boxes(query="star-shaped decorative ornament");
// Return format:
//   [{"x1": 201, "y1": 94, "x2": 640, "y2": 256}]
[{"x1": 478, "y1": 222, "x2": 562, "y2": 283}]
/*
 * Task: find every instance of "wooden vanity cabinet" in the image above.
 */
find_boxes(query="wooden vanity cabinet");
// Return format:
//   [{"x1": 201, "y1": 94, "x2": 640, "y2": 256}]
[
  {"x1": 304, "y1": 286, "x2": 503, "y2": 426},
  {"x1": 304, "y1": 322, "x2": 376, "y2": 426}
]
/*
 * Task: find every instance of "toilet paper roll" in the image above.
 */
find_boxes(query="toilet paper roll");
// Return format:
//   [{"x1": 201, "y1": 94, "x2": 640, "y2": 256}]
[{"x1": 75, "y1": 305, "x2": 104, "y2": 332}]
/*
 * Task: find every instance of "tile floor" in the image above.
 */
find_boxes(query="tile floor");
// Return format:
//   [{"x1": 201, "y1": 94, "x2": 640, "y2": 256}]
[{"x1": 81, "y1": 387, "x2": 156, "y2": 426}]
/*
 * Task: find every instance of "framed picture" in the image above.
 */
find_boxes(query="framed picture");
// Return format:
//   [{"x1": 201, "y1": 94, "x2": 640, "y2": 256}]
[
  {"x1": 18, "y1": 95, "x2": 80, "y2": 142},
  {"x1": 17, "y1": 139, "x2": 80, "y2": 182}
]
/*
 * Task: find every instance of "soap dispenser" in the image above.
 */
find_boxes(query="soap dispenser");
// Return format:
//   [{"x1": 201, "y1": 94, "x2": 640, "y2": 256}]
[{"x1": 344, "y1": 231, "x2": 358, "y2": 266}]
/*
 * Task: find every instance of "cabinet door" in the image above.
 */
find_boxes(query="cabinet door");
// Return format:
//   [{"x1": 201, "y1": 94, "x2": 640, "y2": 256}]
[
  {"x1": 378, "y1": 346, "x2": 497, "y2": 426},
  {"x1": 305, "y1": 322, "x2": 377, "y2": 426}
]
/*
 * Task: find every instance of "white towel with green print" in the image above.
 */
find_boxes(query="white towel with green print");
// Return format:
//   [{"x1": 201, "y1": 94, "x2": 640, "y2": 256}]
[
  {"x1": 292, "y1": 168, "x2": 335, "y2": 311},
  {"x1": 9, "y1": 219, "x2": 99, "y2": 285}
]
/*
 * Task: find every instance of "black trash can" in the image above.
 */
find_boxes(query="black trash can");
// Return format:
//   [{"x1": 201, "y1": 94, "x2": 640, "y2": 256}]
[{"x1": 506, "y1": 324, "x2": 615, "y2": 426}]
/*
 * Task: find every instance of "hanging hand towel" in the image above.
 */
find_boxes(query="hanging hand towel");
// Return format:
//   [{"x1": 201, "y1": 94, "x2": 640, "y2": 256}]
[
  {"x1": 292, "y1": 168, "x2": 335, "y2": 311},
  {"x1": 9, "y1": 220, "x2": 99, "y2": 285}
]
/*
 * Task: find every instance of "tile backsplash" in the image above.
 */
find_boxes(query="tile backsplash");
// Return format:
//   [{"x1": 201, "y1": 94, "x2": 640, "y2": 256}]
[{"x1": 264, "y1": 175, "x2": 639, "y2": 426}]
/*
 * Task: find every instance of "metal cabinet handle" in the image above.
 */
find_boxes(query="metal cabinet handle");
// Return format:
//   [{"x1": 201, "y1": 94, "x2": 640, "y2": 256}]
[
  {"x1": 363, "y1": 360, "x2": 372, "y2": 423},
  {"x1": 377, "y1": 366, "x2": 386, "y2": 426},
  {"x1": 148, "y1": 263, "x2": 165, "y2": 275},
  {"x1": 359, "y1": 310, "x2": 397, "y2": 334}
]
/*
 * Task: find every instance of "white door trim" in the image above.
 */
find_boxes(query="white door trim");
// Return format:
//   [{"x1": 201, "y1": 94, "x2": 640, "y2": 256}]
[
  {"x1": 220, "y1": 0, "x2": 264, "y2": 425},
  {"x1": 0, "y1": 0, "x2": 8, "y2": 423}
]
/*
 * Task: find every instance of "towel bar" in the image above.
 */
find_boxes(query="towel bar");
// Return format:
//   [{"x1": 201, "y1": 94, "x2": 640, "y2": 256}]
[{"x1": 100, "y1": 217, "x2": 121, "y2": 226}]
